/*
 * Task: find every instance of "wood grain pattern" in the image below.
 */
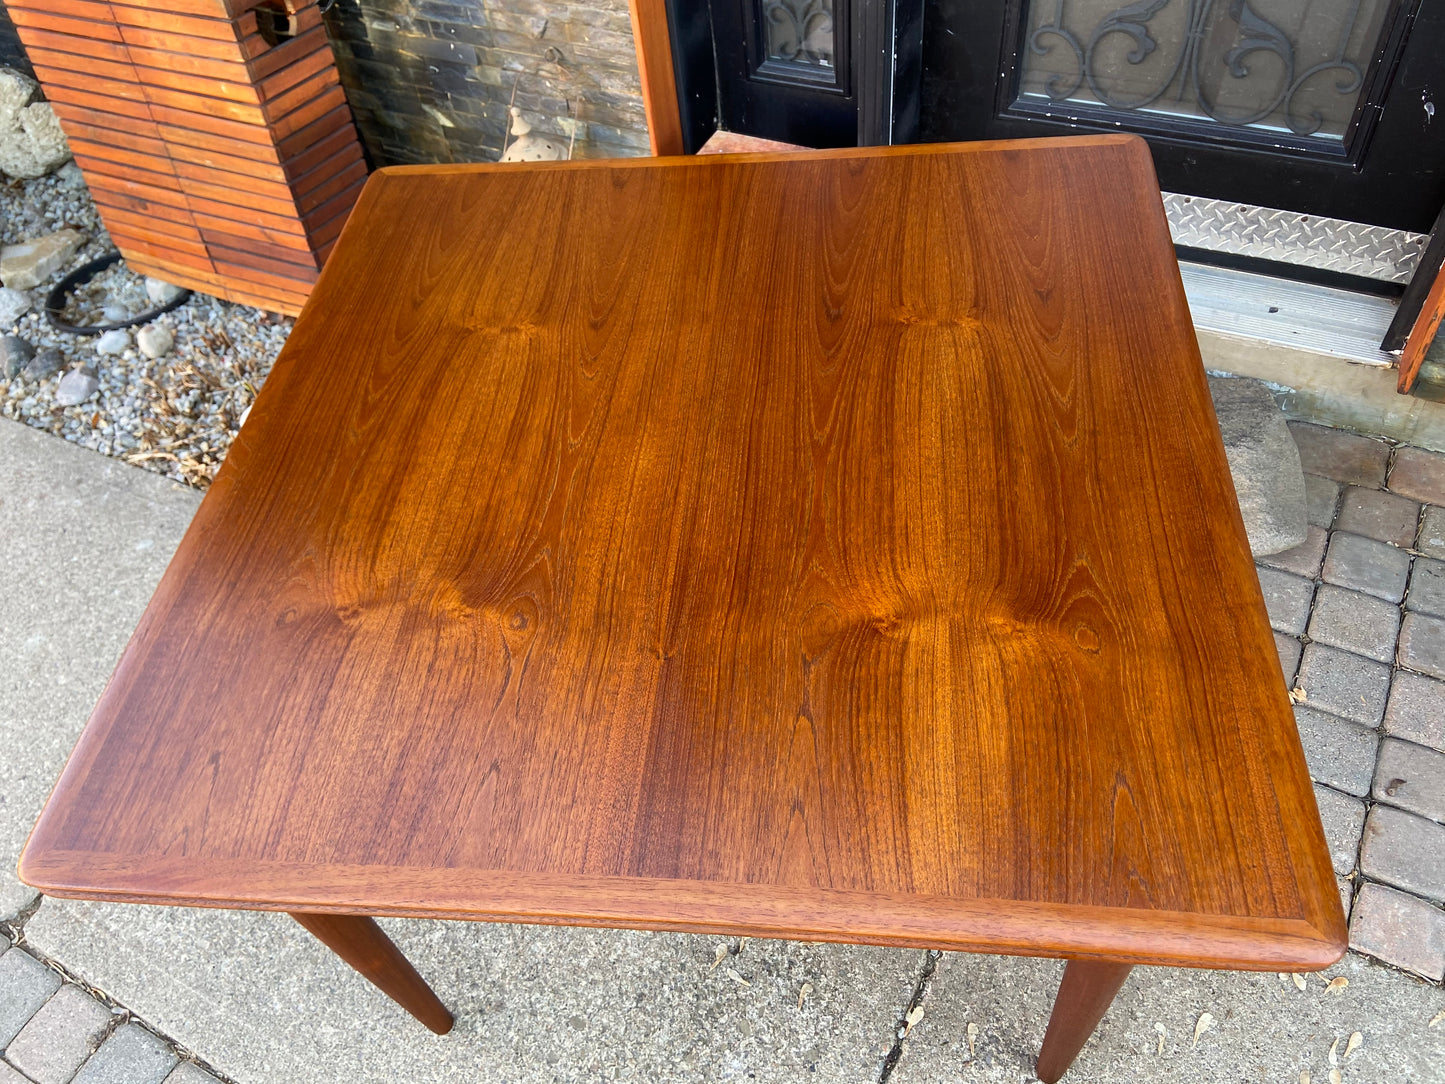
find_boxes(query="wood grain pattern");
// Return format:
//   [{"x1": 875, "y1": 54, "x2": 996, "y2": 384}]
[
  {"x1": 10, "y1": 0, "x2": 363, "y2": 313},
  {"x1": 22, "y1": 141, "x2": 1345, "y2": 971},
  {"x1": 1036, "y1": 961, "x2": 1134, "y2": 1082},
  {"x1": 626, "y1": 0, "x2": 683, "y2": 155}
]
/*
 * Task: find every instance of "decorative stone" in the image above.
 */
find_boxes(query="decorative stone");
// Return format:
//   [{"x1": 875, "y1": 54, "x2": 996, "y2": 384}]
[
  {"x1": 0, "y1": 101, "x2": 72, "y2": 179},
  {"x1": 0, "y1": 332, "x2": 33, "y2": 377},
  {"x1": 22, "y1": 346, "x2": 63, "y2": 380},
  {"x1": 54, "y1": 367, "x2": 99, "y2": 406},
  {"x1": 1349, "y1": 882, "x2": 1445, "y2": 981},
  {"x1": 54, "y1": 160, "x2": 85, "y2": 190},
  {"x1": 500, "y1": 107, "x2": 567, "y2": 162},
  {"x1": 1209, "y1": 376, "x2": 1307, "y2": 555},
  {"x1": 0, "y1": 227, "x2": 86, "y2": 290},
  {"x1": 102, "y1": 303, "x2": 130, "y2": 325},
  {"x1": 145, "y1": 277, "x2": 186, "y2": 306},
  {"x1": 95, "y1": 329, "x2": 130, "y2": 356},
  {"x1": 137, "y1": 324, "x2": 174, "y2": 359},
  {"x1": 0, "y1": 285, "x2": 31, "y2": 325}
]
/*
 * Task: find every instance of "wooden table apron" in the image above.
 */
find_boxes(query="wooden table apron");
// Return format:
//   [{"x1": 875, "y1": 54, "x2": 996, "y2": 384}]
[{"x1": 20, "y1": 137, "x2": 1345, "y2": 1079}]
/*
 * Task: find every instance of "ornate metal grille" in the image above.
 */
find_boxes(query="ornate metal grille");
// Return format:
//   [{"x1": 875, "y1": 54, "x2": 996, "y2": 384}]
[
  {"x1": 1018, "y1": 0, "x2": 1393, "y2": 141},
  {"x1": 762, "y1": 0, "x2": 835, "y2": 67}
]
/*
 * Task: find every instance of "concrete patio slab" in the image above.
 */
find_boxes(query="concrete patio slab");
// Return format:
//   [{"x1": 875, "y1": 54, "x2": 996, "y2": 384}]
[
  {"x1": 0, "y1": 417, "x2": 200, "y2": 919},
  {"x1": 23, "y1": 900, "x2": 917, "y2": 1084}
]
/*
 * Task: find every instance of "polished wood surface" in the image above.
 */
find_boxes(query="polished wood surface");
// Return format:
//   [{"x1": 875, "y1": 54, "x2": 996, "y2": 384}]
[
  {"x1": 22, "y1": 138, "x2": 1344, "y2": 972},
  {"x1": 1035, "y1": 961, "x2": 1133, "y2": 1082},
  {"x1": 626, "y1": 0, "x2": 683, "y2": 156},
  {"x1": 290, "y1": 913, "x2": 453, "y2": 1034}
]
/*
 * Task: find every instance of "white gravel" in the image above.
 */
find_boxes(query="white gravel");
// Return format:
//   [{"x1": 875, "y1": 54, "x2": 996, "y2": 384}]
[{"x1": 0, "y1": 169, "x2": 293, "y2": 489}]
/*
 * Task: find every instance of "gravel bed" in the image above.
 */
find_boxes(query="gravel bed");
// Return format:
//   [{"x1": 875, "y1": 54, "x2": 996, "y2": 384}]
[{"x1": 0, "y1": 166, "x2": 293, "y2": 489}]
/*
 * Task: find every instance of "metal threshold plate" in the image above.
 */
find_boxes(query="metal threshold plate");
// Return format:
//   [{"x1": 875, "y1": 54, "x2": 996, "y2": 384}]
[
  {"x1": 1179, "y1": 261, "x2": 1399, "y2": 367},
  {"x1": 1164, "y1": 194, "x2": 1427, "y2": 284}
]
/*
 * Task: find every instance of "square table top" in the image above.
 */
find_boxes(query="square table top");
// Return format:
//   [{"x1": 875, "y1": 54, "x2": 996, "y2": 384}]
[{"x1": 22, "y1": 136, "x2": 1345, "y2": 971}]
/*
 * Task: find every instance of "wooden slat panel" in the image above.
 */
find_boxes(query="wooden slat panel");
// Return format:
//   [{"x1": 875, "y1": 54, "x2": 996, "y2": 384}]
[
  {"x1": 91, "y1": 185, "x2": 198, "y2": 227},
  {"x1": 94, "y1": 202, "x2": 205, "y2": 243},
  {"x1": 190, "y1": 209, "x2": 310, "y2": 249},
  {"x1": 259, "y1": 64, "x2": 337, "y2": 123},
  {"x1": 116, "y1": 24, "x2": 247, "y2": 61},
  {"x1": 6, "y1": 6, "x2": 124, "y2": 43},
  {"x1": 280, "y1": 126, "x2": 360, "y2": 182},
  {"x1": 276, "y1": 104, "x2": 354, "y2": 160},
  {"x1": 206, "y1": 240, "x2": 320, "y2": 281},
  {"x1": 209, "y1": 256, "x2": 317, "y2": 295},
  {"x1": 112, "y1": 234, "x2": 217, "y2": 276},
  {"x1": 124, "y1": 41, "x2": 252, "y2": 82},
  {"x1": 270, "y1": 85, "x2": 347, "y2": 140},
  {"x1": 17, "y1": 26, "x2": 130, "y2": 63},
  {"x1": 167, "y1": 140, "x2": 288, "y2": 183},
  {"x1": 51, "y1": 101, "x2": 163, "y2": 143},
  {"x1": 25, "y1": 46, "x2": 137, "y2": 85},
  {"x1": 247, "y1": 23, "x2": 327, "y2": 81},
  {"x1": 196, "y1": 225, "x2": 319, "y2": 268},
  {"x1": 147, "y1": 102, "x2": 274, "y2": 145},
  {"x1": 170, "y1": 158, "x2": 301, "y2": 205},
  {"x1": 255, "y1": 37, "x2": 333, "y2": 101},
  {"x1": 28, "y1": 62, "x2": 148, "y2": 104},
  {"x1": 142, "y1": 83, "x2": 266, "y2": 126},
  {"x1": 108, "y1": 223, "x2": 213, "y2": 261},
  {"x1": 295, "y1": 158, "x2": 366, "y2": 215},
  {"x1": 104, "y1": 1, "x2": 240, "y2": 41},
  {"x1": 185, "y1": 192, "x2": 311, "y2": 234},
  {"x1": 73, "y1": 154, "x2": 184, "y2": 193}
]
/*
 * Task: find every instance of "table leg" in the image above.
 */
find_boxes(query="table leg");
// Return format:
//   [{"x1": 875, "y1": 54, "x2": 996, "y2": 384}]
[
  {"x1": 290, "y1": 912, "x2": 454, "y2": 1034},
  {"x1": 1034, "y1": 959, "x2": 1132, "y2": 1083}
]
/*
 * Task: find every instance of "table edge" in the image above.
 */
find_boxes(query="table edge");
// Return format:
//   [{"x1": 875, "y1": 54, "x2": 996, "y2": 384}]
[{"x1": 20, "y1": 850, "x2": 1345, "y2": 971}]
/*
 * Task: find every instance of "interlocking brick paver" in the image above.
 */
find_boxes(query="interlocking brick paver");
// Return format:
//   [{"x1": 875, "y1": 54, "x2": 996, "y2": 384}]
[
  {"x1": 161, "y1": 1065, "x2": 223, "y2": 1084},
  {"x1": 1372, "y1": 738, "x2": 1445, "y2": 824},
  {"x1": 1406, "y1": 556, "x2": 1445, "y2": 618},
  {"x1": 0, "y1": 1059, "x2": 31, "y2": 1083},
  {"x1": 1256, "y1": 525, "x2": 1327, "y2": 578},
  {"x1": 1289, "y1": 423, "x2": 1390, "y2": 488},
  {"x1": 74, "y1": 1023, "x2": 177, "y2": 1084},
  {"x1": 1306, "y1": 584, "x2": 1400, "y2": 664},
  {"x1": 1337, "y1": 876, "x2": 1353, "y2": 921},
  {"x1": 1304, "y1": 473, "x2": 1341, "y2": 528},
  {"x1": 1295, "y1": 645, "x2": 1391, "y2": 728},
  {"x1": 1418, "y1": 505, "x2": 1445, "y2": 560},
  {"x1": 0, "y1": 946, "x2": 62, "y2": 1047},
  {"x1": 1255, "y1": 566, "x2": 1314, "y2": 636},
  {"x1": 1321, "y1": 531, "x2": 1411, "y2": 602},
  {"x1": 1384, "y1": 670, "x2": 1445, "y2": 752},
  {"x1": 1349, "y1": 882, "x2": 1445, "y2": 981},
  {"x1": 1274, "y1": 632, "x2": 1301, "y2": 683},
  {"x1": 1387, "y1": 446, "x2": 1445, "y2": 505},
  {"x1": 6, "y1": 984, "x2": 114, "y2": 1084},
  {"x1": 1359, "y1": 804, "x2": 1445, "y2": 902},
  {"x1": 1292, "y1": 704, "x2": 1379, "y2": 795},
  {"x1": 1334, "y1": 485, "x2": 1419, "y2": 547},
  {"x1": 1398, "y1": 612, "x2": 1445, "y2": 680},
  {"x1": 1312, "y1": 784, "x2": 1365, "y2": 875}
]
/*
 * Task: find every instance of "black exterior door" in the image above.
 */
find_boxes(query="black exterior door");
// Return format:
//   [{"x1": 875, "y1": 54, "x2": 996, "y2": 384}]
[{"x1": 673, "y1": 0, "x2": 1445, "y2": 233}]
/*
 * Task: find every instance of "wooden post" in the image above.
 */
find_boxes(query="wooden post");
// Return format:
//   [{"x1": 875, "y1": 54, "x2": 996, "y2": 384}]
[
  {"x1": 627, "y1": 0, "x2": 684, "y2": 156},
  {"x1": 8, "y1": 0, "x2": 367, "y2": 315}
]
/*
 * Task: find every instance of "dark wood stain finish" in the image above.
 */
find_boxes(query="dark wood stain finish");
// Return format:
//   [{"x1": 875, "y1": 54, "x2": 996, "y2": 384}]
[{"x1": 23, "y1": 142, "x2": 1344, "y2": 1007}]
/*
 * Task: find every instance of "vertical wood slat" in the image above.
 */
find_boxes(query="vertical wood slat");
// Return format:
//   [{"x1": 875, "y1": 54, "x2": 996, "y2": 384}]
[
  {"x1": 626, "y1": 0, "x2": 683, "y2": 156},
  {"x1": 9, "y1": 0, "x2": 366, "y2": 316}
]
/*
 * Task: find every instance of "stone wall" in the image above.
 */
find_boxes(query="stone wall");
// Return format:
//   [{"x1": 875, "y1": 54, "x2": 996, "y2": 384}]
[{"x1": 320, "y1": 0, "x2": 650, "y2": 165}]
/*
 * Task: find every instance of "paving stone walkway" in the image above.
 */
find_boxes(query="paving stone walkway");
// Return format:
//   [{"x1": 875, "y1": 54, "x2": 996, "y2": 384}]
[
  {"x1": 2, "y1": 416, "x2": 1443, "y2": 1083},
  {"x1": 1263, "y1": 424, "x2": 1445, "y2": 984}
]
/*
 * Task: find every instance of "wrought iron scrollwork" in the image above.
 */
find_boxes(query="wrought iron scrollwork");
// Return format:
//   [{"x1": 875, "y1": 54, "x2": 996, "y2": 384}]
[
  {"x1": 762, "y1": 0, "x2": 835, "y2": 67},
  {"x1": 1026, "y1": 0, "x2": 1370, "y2": 136}
]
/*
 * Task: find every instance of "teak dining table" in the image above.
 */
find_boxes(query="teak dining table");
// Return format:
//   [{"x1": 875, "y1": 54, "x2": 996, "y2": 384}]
[{"x1": 21, "y1": 135, "x2": 1345, "y2": 1081}]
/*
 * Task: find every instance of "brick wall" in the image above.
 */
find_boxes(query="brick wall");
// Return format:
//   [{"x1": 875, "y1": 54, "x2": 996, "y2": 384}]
[{"x1": 321, "y1": 0, "x2": 650, "y2": 165}]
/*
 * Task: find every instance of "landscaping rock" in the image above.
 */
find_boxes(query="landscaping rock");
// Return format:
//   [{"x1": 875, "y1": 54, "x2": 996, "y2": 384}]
[
  {"x1": 1209, "y1": 376, "x2": 1307, "y2": 555},
  {"x1": 0, "y1": 102, "x2": 72, "y2": 180},
  {"x1": 95, "y1": 329, "x2": 129, "y2": 356},
  {"x1": 0, "y1": 68, "x2": 34, "y2": 131},
  {"x1": 0, "y1": 228, "x2": 85, "y2": 290},
  {"x1": 144, "y1": 277, "x2": 186, "y2": 306},
  {"x1": 54, "y1": 367, "x2": 98, "y2": 406},
  {"x1": 137, "y1": 324, "x2": 174, "y2": 359},
  {"x1": 0, "y1": 285, "x2": 31, "y2": 325},
  {"x1": 0, "y1": 332, "x2": 33, "y2": 377},
  {"x1": 22, "y1": 346, "x2": 62, "y2": 380}
]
